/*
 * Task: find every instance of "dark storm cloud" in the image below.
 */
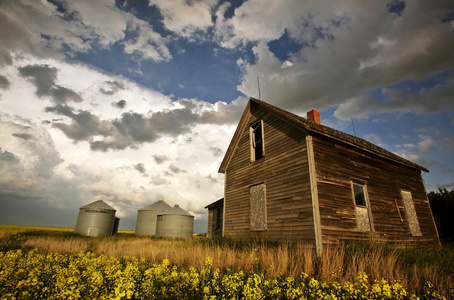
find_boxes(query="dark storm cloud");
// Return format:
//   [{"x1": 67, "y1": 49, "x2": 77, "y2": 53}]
[
  {"x1": 112, "y1": 99, "x2": 127, "y2": 109},
  {"x1": 50, "y1": 107, "x2": 112, "y2": 141},
  {"x1": 169, "y1": 163, "x2": 186, "y2": 174},
  {"x1": 12, "y1": 133, "x2": 34, "y2": 140},
  {"x1": 48, "y1": 99, "x2": 243, "y2": 151},
  {"x1": 114, "y1": 112, "x2": 159, "y2": 142},
  {"x1": 0, "y1": 75, "x2": 10, "y2": 89},
  {"x1": 206, "y1": 174, "x2": 218, "y2": 183},
  {"x1": 387, "y1": 0, "x2": 406, "y2": 16},
  {"x1": 51, "y1": 86, "x2": 83, "y2": 104},
  {"x1": 209, "y1": 147, "x2": 223, "y2": 156},
  {"x1": 19, "y1": 64, "x2": 56, "y2": 96},
  {"x1": 0, "y1": 150, "x2": 20, "y2": 164},
  {"x1": 19, "y1": 64, "x2": 83, "y2": 104},
  {"x1": 100, "y1": 80, "x2": 125, "y2": 95},
  {"x1": 134, "y1": 163, "x2": 146, "y2": 174},
  {"x1": 153, "y1": 154, "x2": 169, "y2": 164},
  {"x1": 45, "y1": 104, "x2": 75, "y2": 117}
]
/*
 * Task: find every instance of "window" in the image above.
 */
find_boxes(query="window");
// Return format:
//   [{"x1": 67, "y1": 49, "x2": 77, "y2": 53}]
[
  {"x1": 401, "y1": 191, "x2": 422, "y2": 236},
  {"x1": 250, "y1": 121, "x2": 264, "y2": 161},
  {"x1": 352, "y1": 182, "x2": 372, "y2": 232},
  {"x1": 250, "y1": 183, "x2": 267, "y2": 231},
  {"x1": 353, "y1": 183, "x2": 367, "y2": 207}
]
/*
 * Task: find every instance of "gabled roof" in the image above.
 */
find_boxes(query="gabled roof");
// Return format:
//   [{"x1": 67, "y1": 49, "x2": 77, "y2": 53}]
[
  {"x1": 219, "y1": 97, "x2": 429, "y2": 173},
  {"x1": 80, "y1": 199, "x2": 116, "y2": 211}
]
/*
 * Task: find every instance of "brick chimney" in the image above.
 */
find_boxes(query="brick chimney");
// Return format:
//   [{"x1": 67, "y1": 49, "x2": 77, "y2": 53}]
[{"x1": 307, "y1": 109, "x2": 320, "y2": 124}]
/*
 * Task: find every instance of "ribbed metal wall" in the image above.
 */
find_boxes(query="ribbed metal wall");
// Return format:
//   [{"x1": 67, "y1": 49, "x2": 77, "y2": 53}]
[
  {"x1": 74, "y1": 199, "x2": 117, "y2": 237},
  {"x1": 135, "y1": 200, "x2": 172, "y2": 236},
  {"x1": 156, "y1": 204, "x2": 194, "y2": 240}
]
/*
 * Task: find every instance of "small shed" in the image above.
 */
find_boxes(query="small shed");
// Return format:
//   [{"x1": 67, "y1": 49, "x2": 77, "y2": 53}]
[
  {"x1": 205, "y1": 198, "x2": 223, "y2": 238},
  {"x1": 156, "y1": 204, "x2": 194, "y2": 240},
  {"x1": 135, "y1": 200, "x2": 172, "y2": 236},
  {"x1": 75, "y1": 199, "x2": 117, "y2": 237}
]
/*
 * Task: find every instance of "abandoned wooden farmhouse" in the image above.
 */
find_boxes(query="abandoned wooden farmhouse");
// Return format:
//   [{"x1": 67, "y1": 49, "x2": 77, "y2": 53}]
[{"x1": 206, "y1": 97, "x2": 439, "y2": 253}]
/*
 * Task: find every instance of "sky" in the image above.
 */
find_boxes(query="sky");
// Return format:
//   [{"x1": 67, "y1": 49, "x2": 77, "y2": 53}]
[{"x1": 0, "y1": 0, "x2": 453, "y2": 232}]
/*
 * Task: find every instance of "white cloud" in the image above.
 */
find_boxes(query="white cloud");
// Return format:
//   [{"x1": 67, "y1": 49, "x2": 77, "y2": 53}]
[
  {"x1": 0, "y1": 54, "x2": 242, "y2": 228},
  {"x1": 150, "y1": 0, "x2": 217, "y2": 38},
  {"x1": 0, "y1": 0, "x2": 171, "y2": 64},
  {"x1": 232, "y1": 1, "x2": 454, "y2": 118}
]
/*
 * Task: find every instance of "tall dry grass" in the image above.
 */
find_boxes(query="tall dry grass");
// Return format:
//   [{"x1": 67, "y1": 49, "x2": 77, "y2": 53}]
[{"x1": 5, "y1": 232, "x2": 454, "y2": 296}]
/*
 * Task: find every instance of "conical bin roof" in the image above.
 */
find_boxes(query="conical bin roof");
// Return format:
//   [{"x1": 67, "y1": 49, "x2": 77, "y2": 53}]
[
  {"x1": 80, "y1": 199, "x2": 116, "y2": 211},
  {"x1": 138, "y1": 199, "x2": 172, "y2": 212},
  {"x1": 159, "y1": 204, "x2": 193, "y2": 216}
]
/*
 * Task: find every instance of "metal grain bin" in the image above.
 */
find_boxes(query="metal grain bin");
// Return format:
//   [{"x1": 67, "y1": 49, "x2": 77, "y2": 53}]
[
  {"x1": 135, "y1": 200, "x2": 172, "y2": 236},
  {"x1": 75, "y1": 199, "x2": 117, "y2": 237},
  {"x1": 156, "y1": 204, "x2": 194, "y2": 240}
]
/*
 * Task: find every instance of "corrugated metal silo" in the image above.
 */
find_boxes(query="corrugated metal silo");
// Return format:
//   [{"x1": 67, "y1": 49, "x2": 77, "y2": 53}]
[
  {"x1": 75, "y1": 199, "x2": 117, "y2": 237},
  {"x1": 135, "y1": 200, "x2": 172, "y2": 236},
  {"x1": 156, "y1": 204, "x2": 194, "y2": 240}
]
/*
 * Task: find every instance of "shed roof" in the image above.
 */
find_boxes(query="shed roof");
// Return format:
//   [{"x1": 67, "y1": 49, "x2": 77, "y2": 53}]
[
  {"x1": 138, "y1": 200, "x2": 172, "y2": 211},
  {"x1": 80, "y1": 199, "x2": 116, "y2": 211},
  {"x1": 219, "y1": 97, "x2": 429, "y2": 173},
  {"x1": 204, "y1": 198, "x2": 224, "y2": 209}
]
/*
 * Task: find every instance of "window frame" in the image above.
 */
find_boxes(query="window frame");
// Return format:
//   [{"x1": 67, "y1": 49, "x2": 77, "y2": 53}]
[
  {"x1": 351, "y1": 181, "x2": 374, "y2": 232},
  {"x1": 250, "y1": 120, "x2": 265, "y2": 162}
]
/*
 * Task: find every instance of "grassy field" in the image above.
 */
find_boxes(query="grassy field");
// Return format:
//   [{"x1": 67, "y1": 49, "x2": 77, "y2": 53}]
[{"x1": 1, "y1": 225, "x2": 453, "y2": 299}]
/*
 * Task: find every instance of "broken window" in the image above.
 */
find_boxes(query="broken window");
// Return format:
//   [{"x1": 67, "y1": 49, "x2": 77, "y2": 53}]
[
  {"x1": 250, "y1": 183, "x2": 267, "y2": 231},
  {"x1": 352, "y1": 182, "x2": 372, "y2": 231},
  {"x1": 250, "y1": 121, "x2": 264, "y2": 161},
  {"x1": 401, "y1": 190, "x2": 422, "y2": 236}
]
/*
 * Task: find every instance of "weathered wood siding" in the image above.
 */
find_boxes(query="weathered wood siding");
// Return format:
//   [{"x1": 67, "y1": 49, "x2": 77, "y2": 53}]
[
  {"x1": 311, "y1": 134, "x2": 439, "y2": 246},
  {"x1": 206, "y1": 206, "x2": 223, "y2": 238},
  {"x1": 223, "y1": 104, "x2": 315, "y2": 242},
  {"x1": 206, "y1": 208, "x2": 214, "y2": 238}
]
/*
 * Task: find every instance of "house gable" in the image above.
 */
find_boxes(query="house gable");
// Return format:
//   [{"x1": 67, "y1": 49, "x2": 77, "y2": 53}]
[{"x1": 221, "y1": 100, "x2": 316, "y2": 241}]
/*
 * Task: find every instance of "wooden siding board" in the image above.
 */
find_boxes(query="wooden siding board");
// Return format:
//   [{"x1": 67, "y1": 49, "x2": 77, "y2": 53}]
[{"x1": 312, "y1": 135, "x2": 439, "y2": 246}]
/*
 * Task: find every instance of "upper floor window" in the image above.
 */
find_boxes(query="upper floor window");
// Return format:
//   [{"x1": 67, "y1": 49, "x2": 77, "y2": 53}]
[{"x1": 250, "y1": 120, "x2": 264, "y2": 161}]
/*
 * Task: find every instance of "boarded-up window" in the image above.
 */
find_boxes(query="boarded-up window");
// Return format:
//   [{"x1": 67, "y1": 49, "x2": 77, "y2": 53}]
[
  {"x1": 250, "y1": 121, "x2": 264, "y2": 161},
  {"x1": 401, "y1": 191, "x2": 422, "y2": 236},
  {"x1": 352, "y1": 183, "x2": 372, "y2": 231},
  {"x1": 250, "y1": 183, "x2": 267, "y2": 231}
]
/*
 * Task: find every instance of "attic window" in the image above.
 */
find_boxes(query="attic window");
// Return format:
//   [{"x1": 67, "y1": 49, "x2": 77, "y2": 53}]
[{"x1": 250, "y1": 121, "x2": 264, "y2": 161}]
